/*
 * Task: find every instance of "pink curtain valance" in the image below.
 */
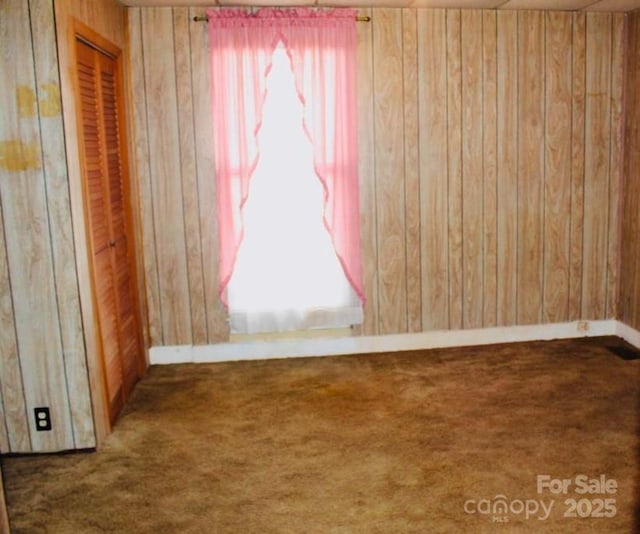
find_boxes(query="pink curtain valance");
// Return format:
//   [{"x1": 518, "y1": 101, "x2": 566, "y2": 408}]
[
  {"x1": 207, "y1": 7, "x2": 356, "y2": 25},
  {"x1": 207, "y1": 7, "x2": 364, "y2": 308}
]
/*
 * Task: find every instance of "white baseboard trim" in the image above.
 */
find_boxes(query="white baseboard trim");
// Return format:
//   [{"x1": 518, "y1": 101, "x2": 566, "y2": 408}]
[
  {"x1": 149, "y1": 319, "x2": 640, "y2": 365},
  {"x1": 615, "y1": 321, "x2": 640, "y2": 349}
]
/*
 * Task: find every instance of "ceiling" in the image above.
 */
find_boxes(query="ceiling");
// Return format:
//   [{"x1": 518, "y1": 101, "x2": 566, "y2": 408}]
[{"x1": 119, "y1": 0, "x2": 640, "y2": 10}]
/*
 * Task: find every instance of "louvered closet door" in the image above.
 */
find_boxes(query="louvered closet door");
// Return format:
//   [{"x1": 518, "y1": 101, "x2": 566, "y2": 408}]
[
  {"x1": 76, "y1": 39, "x2": 142, "y2": 423},
  {"x1": 98, "y1": 52, "x2": 140, "y2": 397}
]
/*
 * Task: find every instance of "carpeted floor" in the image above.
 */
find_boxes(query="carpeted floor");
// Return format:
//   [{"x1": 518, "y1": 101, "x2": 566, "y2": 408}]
[{"x1": 2, "y1": 337, "x2": 639, "y2": 533}]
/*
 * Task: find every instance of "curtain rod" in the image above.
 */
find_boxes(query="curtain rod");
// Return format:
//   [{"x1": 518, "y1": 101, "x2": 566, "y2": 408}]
[{"x1": 193, "y1": 14, "x2": 371, "y2": 22}]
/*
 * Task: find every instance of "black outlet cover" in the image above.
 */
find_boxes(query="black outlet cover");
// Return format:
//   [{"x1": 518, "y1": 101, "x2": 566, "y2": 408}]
[{"x1": 34, "y1": 407, "x2": 52, "y2": 431}]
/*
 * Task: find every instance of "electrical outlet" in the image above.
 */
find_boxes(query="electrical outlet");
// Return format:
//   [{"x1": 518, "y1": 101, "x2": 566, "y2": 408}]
[{"x1": 34, "y1": 407, "x2": 52, "y2": 431}]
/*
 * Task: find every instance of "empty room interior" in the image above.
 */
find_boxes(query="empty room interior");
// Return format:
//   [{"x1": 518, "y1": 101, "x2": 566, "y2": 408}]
[{"x1": 1, "y1": 0, "x2": 640, "y2": 531}]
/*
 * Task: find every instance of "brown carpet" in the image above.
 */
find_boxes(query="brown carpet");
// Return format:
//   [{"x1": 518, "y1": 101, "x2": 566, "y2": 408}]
[{"x1": 2, "y1": 337, "x2": 639, "y2": 533}]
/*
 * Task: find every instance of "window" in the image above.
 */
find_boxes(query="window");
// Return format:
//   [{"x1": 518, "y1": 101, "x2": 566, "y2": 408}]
[{"x1": 208, "y1": 8, "x2": 364, "y2": 334}]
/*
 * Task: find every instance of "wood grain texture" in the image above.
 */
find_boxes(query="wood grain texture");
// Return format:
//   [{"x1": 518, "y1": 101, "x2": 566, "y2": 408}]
[
  {"x1": 569, "y1": 12, "x2": 586, "y2": 321},
  {"x1": 543, "y1": 11, "x2": 572, "y2": 323},
  {"x1": 632, "y1": 14, "x2": 640, "y2": 330},
  {"x1": 0, "y1": 202, "x2": 28, "y2": 453},
  {"x1": 402, "y1": 9, "x2": 421, "y2": 333},
  {"x1": 128, "y1": 8, "x2": 162, "y2": 347},
  {"x1": 356, "y1": 8, "x2": 378, "y2": 336},
  {"x1": 30, "y1": 0, "x2": 95, "y2": 449},
  {"x1": 582, "y1": 12, "x2": 611, "y2": 319},
  {"x1": 632, "y1": 15, "x2": 640, "y2": 330},
  {"x1": 496, "y1": 10, "x2": 518, "y2": 326},
  {"x1": 0, "y1": 369, "x2": 8, "y2": 453},
  {"x1": 189, "y1": 7, "x2": 229, "y2": 342},
  {"x1": 516, "y1": 10, "x2": 545, "y2": 325},
  {"x1": 130, "y1": 7, "x2": 627, "y2": 344},
  {"x1": 606, "y1": 13, "x2": 625, "y2": 320},
  {"x1": 0, "y1": 0, "x2": 73, "y2": 452},
  {"x1": 0, "y1": 202, "x2": 13, "y2": 451},
  {"x1": 122, "y1": 15, "x2": 151, "y2": 365},
  {"x1": 417, "y1": 9, "x2": 449, "y2": 331},
  {"x1": 482, "y1": 10, "x2": 498, "y2": 328},
  {"x1": 461, "y1": 10, "x2": 484, "y2": 329},
  {"x1": 65, "y1": 0, "x2": 126, "y2": 46},
  {"x1": 373, "y1": 9, "x2": 407, "y2": 335},
  {"x1": 173, "y1": 8, "x2": 207, "y2": 345},
  {"x1": 446, "y1": 9, "x2": 463, "y2": 330},
  {"x1": 141, "y1": 7, "x2": 192, "y2": 345},
  {"x1": 621, "y1": 11, "x2": 640, "y2": 330},
  {"x1": 620, "y1": 13, "x2": 634, "y2": 325}
]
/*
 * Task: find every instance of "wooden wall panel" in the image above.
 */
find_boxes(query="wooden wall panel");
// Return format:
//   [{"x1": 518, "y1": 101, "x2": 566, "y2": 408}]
[
  {"x1": 582, "y1": 13, "x2": 612, "y2": 319},
  {"x1": 633, "y1": 14, "x2": 640, "y2": 332},
  {"x1": 373, "y1": 9, "x2": 407, "y2": 334},
  {"x1": 632, "y1": 13, "x2": 640, "y2": 331},
  {"x1": 402, "y1": 10, "x2": 422, "y2": 334},
  {"x1": 127, "y1": 7, "x2": 230, "y2": 344},
  {"x1": 461, "y1": 10, "x2": 484, "y2": 329},
  {"x1": 188, "y1": 8, "x2": 229, "y2": 342},
  {"x1": 516, "y1": 11, "x2": 545, "y2": 325},
  {"x1": 417, "y1": 9, "x2": 449, "y2": 331},
  {"x1": 606, "y1": 13, "x2": 625, "y2": 320},
  {"x1": 174, "y1": 9, "x2": 207, "y2": 345},
  {"x1": 356, "y1": 8, "x2": 378, "y2": 336},
  {"x1": 31, "y1": 0, "x2": 94, "y2": 449},
  {"x1": 0, "y1": 0, "x2": 75, "y2": 452},
  {"x1": 621, "y1": 11, "x2": 640, "y2": 331},
  {"x1": 130, "y1": 7, "x2": 626, "y2": 344},
  {"x1": 56, "y1": 0, "x2": 126, "y2": 46},
  {"x1": 0, "y1": 229, "x2": 12, "y2": 450},
  {"x1": 569, "y1": 12, "x2": 586, "y2": 320},
  {"x1": 446, "y1": 10, "x2": 464, "y2": 330},
  {"x1": 0, "y1": 395, "x2": 7, "y2": 456},
  {"x1": 141, "y1": 8, "x2": 192, "y2": 345},
  {"x1": 128, "y1": 8, "x2": 162, "y2": 346},
  {"x1": 543, "y1": 12, "x2": 572, "y2": 323},
  {"x1": 482, "y1": 11, "x2": 498, "y2": 328},
  {"x1": 496, "y1": 11, "x2": 518, "y2": 326},
  {"x1": 0, "y1": 205, "x2": 27, "y2": 452}
]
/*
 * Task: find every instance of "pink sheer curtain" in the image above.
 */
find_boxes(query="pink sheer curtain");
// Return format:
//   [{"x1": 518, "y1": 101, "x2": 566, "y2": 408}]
[{"x1": 207, "y1": 8, "x2": 364, "y2": 308}]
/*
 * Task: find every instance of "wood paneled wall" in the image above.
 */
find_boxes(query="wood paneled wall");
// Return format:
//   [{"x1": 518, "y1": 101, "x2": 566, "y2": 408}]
[
  {"x1": 0, "y1": 0, "x2": 133, "y2": 453},
  {"x1": 128, "y1": 7, "x2": 229, "y2": 346},
  {"x1": 361, "y1": 8, "x2": 624, "y2": 335},
  {"x1": 130, "y1": 7, "x2": 625, "y2": 345},
  {"x1": 621, "y1": 10, "x2": 640, "y2": 332},
  {"x1": 0, "y1": 0, "x2": 94, "y2": 453}
]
